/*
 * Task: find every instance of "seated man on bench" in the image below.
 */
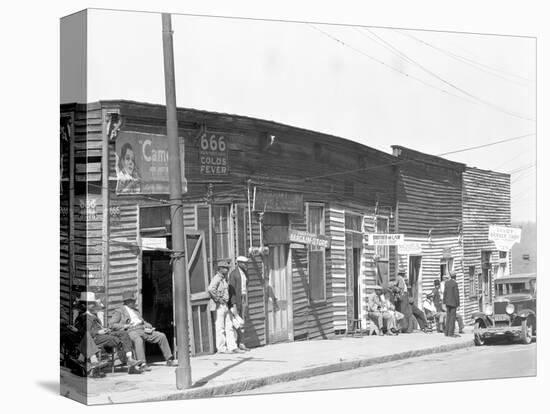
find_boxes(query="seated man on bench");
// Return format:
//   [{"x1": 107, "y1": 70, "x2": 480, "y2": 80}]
[
  {"x1": 367, "y1": 285, "x2": 397, "y2": 336},
  {"x1": 109, "y1": 291, "x2": 175, "y2": 371}
]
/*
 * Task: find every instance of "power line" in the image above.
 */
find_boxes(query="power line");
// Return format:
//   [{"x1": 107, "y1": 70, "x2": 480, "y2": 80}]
[
  {"x1": 394, "y1": 29, "x2": 534, "y2": 85},
  {"x1": 360, "y1": 28, "x2": 534, "y2": 122},
  {"x1": 310, "y1": 25, "x2": 491, "y2": 109}
]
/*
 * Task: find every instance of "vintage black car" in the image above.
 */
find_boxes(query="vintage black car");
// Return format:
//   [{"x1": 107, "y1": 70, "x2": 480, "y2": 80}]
[{"x1": 473, "y1": 274, "x2": 536, "y2": 345}]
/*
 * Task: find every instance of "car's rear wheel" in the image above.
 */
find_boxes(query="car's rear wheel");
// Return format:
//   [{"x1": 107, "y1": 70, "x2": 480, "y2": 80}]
[
  {"x1": 520, "y1": 318, "x2": 533, "y2": 344},
  {"x1": 474, "y1": 321, "x2": 485, "y2": 346}
]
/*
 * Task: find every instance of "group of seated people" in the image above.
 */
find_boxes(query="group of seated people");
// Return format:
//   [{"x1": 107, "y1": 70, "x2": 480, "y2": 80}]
[
  {"x1": 60, "y1": 291, "x2": 175, "y2": 377},
  {"x1": 366, "y1": 273, "x2": 464, "y2": 335}
]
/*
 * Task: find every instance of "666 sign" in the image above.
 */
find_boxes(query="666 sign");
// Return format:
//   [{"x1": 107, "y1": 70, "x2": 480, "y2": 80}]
[{"x1": 199, "y1": 133, "x2": 229, "y2": 175}]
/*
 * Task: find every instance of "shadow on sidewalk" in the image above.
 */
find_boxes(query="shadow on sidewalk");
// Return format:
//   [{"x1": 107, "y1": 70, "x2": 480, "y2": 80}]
[{"x1": 193, "y1": 357, "x2": 253, "y2": 388}]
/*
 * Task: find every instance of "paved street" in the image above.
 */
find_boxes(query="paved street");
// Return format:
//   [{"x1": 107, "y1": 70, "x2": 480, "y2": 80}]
[{"x1": 238, "y1": 342, "x2": 536, "y2": 395}]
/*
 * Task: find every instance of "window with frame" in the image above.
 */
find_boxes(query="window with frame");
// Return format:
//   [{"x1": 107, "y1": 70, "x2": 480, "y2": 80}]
[
  {"x1": 375, "y1": 216, "x2": 389, "y2": 259},
  {"x1": 212, "y1": 205, "x2": 230, "y2": 260},
  {"x1": 196, "y1": 205, "x2": 231, "y2": 280},
  {"x1": 308, "y1": 204, "x2": 326, "y2": 303}
]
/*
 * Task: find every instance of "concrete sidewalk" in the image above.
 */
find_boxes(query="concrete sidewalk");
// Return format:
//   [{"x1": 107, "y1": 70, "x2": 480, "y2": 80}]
[{"x1": 61, "y1": 329, "x2": 474, "y2": 405}]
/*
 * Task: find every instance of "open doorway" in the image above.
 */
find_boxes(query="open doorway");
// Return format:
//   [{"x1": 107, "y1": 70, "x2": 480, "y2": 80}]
[{"x1": 141, "y1": 249, "x2": 174, "y2": 361}]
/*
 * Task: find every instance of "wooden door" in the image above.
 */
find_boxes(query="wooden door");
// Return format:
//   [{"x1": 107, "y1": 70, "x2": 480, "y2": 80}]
[
  {"x1": 183, "y1": 230, "x2": 214, "y2": 355},
  {"x1": 267, "y1": 245, "x2": 290, "y2": 343}
]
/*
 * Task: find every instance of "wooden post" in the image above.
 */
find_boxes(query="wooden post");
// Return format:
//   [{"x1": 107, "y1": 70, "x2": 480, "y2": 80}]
[
  {"x1": 162, "y1": 13, "x2": 192, "y2": 390},
  {"x1": 101, "y1": 110, "x2": 111, "y2": 324}
]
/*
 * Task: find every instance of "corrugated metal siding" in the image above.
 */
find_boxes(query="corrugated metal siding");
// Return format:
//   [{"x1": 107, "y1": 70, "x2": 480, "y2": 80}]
[
  {"x1": 328, "y1": 207, "x2": 346, "y2": 331},
  {"x1": 462, "y1": 168, "x2": 511, "y2": 322},
  {"x1": 360, "y1": 214, "x2": 377, "y2": 327},
  {"x1": 60, "y1": 203, "x2": 70, "y2": 321}
]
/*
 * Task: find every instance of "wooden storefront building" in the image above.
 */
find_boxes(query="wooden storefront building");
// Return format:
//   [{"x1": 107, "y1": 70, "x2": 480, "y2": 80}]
[
  {"x1": 60, "y1": 100, "x2": 400, "y2": 357},
  {"x1": 392, "y1": 146, "x2": 512, "y2": 323}
]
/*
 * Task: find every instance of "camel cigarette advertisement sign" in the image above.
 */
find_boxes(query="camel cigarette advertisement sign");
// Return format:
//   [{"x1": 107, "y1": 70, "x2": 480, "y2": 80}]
[{"x1": 114, "y1": 131, "x2": 187, "y2": 195}]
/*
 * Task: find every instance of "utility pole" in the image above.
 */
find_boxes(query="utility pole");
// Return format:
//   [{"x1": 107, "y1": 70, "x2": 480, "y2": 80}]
[{"x1": 162, "y1": 12, "x2": 192, "y2": 389}]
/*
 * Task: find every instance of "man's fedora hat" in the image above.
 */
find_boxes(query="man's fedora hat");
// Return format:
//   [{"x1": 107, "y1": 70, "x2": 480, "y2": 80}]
[
  {"x1": 77, "y1": 291, "x2": 99, "y2": 303},
  {"x1": 121, "y1": 291, "x2": 137, "y2": 302},
  {"x1": 217, "y1": 259, "x2": 231, "y2": 269},
  {"x1": 236, "y1": 255, "x2": 249, "y2": 263}
]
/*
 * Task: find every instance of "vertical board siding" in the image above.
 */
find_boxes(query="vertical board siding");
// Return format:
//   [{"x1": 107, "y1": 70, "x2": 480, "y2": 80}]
[
  {"x1": 462, "y1": 168, "x2": 511, "y2": 322},
  {"x1": 328, "y1": 207, "x2": 346, "y2": 331}
]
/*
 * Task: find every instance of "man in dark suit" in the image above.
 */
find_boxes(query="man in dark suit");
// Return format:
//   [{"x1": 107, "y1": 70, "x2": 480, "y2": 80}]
[
  {"x1": 110, "y1": 291, "x2": 174, "y2": 370},
  {"x1": 228, "y1": 256, "x2": 250, "y2": 351},
  {"x1": 443, "y1": 272, "x2": 461, "y2": 337}
]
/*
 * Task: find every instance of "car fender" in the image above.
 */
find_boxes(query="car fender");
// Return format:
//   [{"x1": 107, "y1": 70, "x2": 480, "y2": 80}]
[
  {"x1": 516, "y1": 309, "x2": 535, "y2": 319},
  {"x1": 472, "y1": 313, "x2": 491, "y2": 327}
]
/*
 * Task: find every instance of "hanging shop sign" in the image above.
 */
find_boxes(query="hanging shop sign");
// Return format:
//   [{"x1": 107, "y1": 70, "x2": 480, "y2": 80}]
[
  {"x1": 198, "y1": 132, "x2": 229, "y2": 175},
  {"x1": 289, "y1": 229, "x2": 331, "y2": 249},
  {"x1": 253, "y1": 188, "x2": 303, "y2": 214},
  {"x1": 398, "y1": 242, "x2": 422, "y2": 255},
  {"x1": 488, "y1": 225, "x2": 522, "y2": 251},
  {"x1": 114, "y1": 131, "x2": 187, "y2": 195},
  {"x1": 368, "y1": 233, "x2": 404, "y2": 246},
  {"x1": 141, "y1": 238, "x2": 168, "y2": 251}
]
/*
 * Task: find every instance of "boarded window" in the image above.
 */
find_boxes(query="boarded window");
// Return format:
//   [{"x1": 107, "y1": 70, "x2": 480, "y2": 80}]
[{"x1": 307, "y1": 204, "x2": 326, "y2": 303}]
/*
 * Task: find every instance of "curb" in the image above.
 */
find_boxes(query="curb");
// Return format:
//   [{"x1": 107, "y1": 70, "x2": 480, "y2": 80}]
[{"x1": 135, "y1": 339, "x2": 474, "y2": 403}]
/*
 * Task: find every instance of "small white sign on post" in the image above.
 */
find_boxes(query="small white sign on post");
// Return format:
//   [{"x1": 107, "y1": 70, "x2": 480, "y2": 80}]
[
  {"x1": 398, "y1": 242, "x2": 423, "y2": 255},
  {"x1": 368, "y1": 234, "x2": 404, "y2": 246},
  {"x1": 142, "y1": 237, "x2": 167, "y2": 251},
  {"x1": 488, "y1": 225, "x2": 522, "y2": 251}
]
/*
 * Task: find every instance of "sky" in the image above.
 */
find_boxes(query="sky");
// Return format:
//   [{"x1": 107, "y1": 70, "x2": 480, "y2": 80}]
[{"x1": 76, "y1": 9, "x2": 536, "y2": 222}]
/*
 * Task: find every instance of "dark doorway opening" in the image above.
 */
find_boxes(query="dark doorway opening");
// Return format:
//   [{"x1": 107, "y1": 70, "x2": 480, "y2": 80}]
[{"x1": 142, "y1": 249, "x2": 174, "y2": 362}]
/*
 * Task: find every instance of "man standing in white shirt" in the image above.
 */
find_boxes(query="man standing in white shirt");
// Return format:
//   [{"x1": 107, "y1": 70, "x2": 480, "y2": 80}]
[{"x1": 228, "y1": 256, "x2": 250, "y2": 351}]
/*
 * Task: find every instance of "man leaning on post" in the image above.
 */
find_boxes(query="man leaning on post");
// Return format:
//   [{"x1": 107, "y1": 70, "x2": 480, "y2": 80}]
[{"x1": 109, "y1": 291, "x2": 175, "y2": 371}]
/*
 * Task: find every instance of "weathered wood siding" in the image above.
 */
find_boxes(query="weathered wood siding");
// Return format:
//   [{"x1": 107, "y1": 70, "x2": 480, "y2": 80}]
[
  {"x1": 462, "y1": 167, "x2": 511, "y2": 322},
  {"x1": 328, "y1": 207, "x2": 346, "y2": 331},
  {"x1": 393, "y1": 147, "x2": 466, "y2": 319}
]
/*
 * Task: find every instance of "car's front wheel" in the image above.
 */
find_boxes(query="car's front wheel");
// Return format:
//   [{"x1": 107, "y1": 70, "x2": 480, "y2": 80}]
[
  {"x1": 520, "y1": 318, "x2": 534, "y2": 344},
  {"x1": 474, "y1": 321, "x2": 485, "y2": 346}
]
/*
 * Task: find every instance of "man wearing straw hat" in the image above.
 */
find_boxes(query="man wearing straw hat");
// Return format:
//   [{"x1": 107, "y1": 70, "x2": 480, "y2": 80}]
[
  {"x1": 208, "y1": 259, "x2": 242, "y2": 353},
  {"x1": 366, "y1": 285, "x2": 396, "y2": 335},
  {"x1": 74, "y1": 292, "x2": 143, "y2": 374},
  {"x1": 228, "y1": 255, "x2": 251, "y2": 351}
]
